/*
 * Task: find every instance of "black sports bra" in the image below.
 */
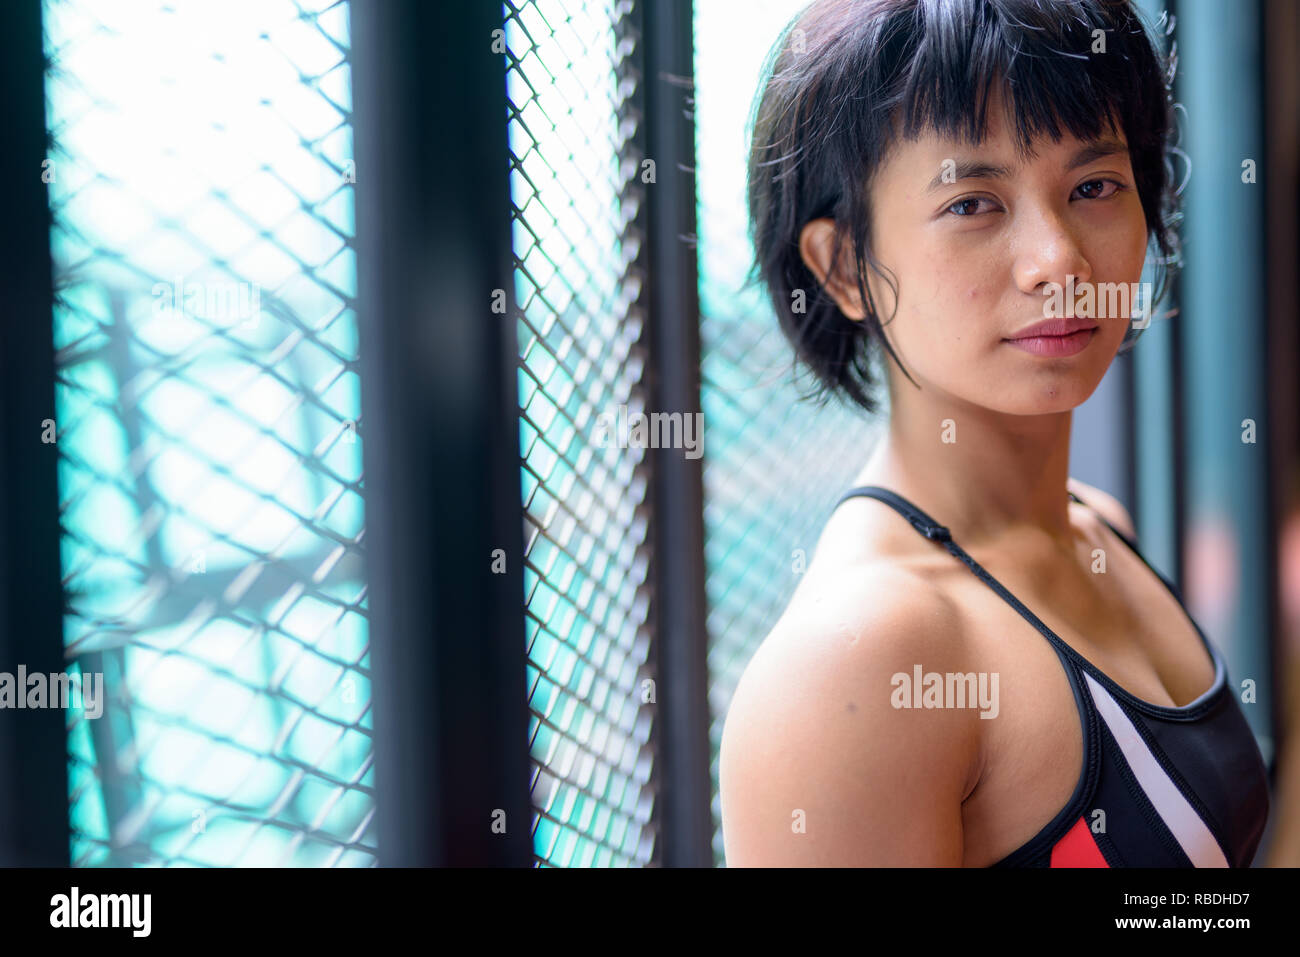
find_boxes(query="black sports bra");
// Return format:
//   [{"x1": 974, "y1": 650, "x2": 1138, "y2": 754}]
[{"x1": 835, "y1": 484, "x2": 1270, "y2": 867}]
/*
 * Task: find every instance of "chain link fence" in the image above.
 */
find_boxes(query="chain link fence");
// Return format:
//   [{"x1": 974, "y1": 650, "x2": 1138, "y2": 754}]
[
  {"x1": 692, "y1": 0, "x2": 883, "y2": 866},
  {"x1": 42, "y1": 0, "x2": 877, "y2": 870},
  {"x1": 44, "y1": 0, "x2": 373, "y2": 866},
  {"x1": 504, "y1": 0, "x2": 659, "y2": 867}
]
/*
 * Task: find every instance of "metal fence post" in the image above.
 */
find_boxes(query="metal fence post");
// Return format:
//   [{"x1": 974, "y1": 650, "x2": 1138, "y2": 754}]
[
  {"x1": 639, "y1": 0, "x2": 713, "y2": 867},
  {"x1": 352, "y1": 0, "x2": 532, "y2": 866},
  {"x1": 0, "y1": 0, "x2": 71, "y2": 867}
]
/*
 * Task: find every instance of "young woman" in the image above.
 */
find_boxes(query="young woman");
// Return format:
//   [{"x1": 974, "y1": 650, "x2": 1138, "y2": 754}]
[{"x1": 719, "y1": 0, "x2": 1270, "y2": 866}]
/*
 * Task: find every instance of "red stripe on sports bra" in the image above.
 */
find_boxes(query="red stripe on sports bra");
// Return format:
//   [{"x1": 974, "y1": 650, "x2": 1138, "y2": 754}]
[{"x1": 1050, "y1": 817, "x2": 1110, "y2": 867}]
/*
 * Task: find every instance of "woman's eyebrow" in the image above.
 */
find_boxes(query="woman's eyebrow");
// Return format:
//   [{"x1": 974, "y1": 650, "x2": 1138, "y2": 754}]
[
  {"x1": 924, "y1": 137, "x2": 1131, "y2": 192},
  {"x1": 924, "y1": 159, "x2": 1013, "y2": 192},
  {"x1": 1065, "y1": 137, "x2": 1130, "y2": 170}
]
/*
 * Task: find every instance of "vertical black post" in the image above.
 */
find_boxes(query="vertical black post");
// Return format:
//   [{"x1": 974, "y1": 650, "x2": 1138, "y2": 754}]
[
  {"x1": 352, "y1": 1, "x2": 532, "y2": 865},
  {"x1": 640, "y1": 0, "x2": 713, "y2": 866},
  {"x1": 0, "y1": 0, "x2": 71, "y2": 866},
  {"x1": 1262, "y1": 0, "x2": 1300, "y2": 784},
  {"x1": 1118, "y1": 354, "x2": 1137, "y2": 520},
  {"x1": 1169, "y1": 256, "x2": 1187, "y2": 590}
]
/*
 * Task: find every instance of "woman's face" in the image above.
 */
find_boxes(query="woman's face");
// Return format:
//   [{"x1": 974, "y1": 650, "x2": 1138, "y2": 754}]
[{"x1": 802, "y1": 87, "x2": 1149, "y2": 415}]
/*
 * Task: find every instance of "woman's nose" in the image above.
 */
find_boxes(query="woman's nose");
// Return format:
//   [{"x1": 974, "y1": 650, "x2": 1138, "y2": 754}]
[{"x1": 1012, "y1": 209, "x2": 1093, "y2": 296}]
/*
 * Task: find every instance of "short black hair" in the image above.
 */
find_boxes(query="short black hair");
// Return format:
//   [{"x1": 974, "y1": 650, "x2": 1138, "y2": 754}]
[{"x1": 745, "y1": 0, "x2": 1182, "y2": 415}]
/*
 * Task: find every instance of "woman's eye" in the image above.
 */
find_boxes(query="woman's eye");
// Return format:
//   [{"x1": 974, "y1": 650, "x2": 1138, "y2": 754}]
[
  {"x1": 946, "y1": 197, "x2": 992, "y2": 216},
  {"x1": 1075, "y1": 178, "x2": 1121, "y2": 200}
]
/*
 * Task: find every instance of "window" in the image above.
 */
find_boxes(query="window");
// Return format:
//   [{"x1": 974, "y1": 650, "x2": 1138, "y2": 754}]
[
  {"x1": 504, "y1": 0, "x2": 658, "y2": 867},
  {"x1": 692, "y1": 0, "x2": 875, "y2": 864},
  {"x1": 45, "y1": 0, "x2": 371, "y2": 866}
]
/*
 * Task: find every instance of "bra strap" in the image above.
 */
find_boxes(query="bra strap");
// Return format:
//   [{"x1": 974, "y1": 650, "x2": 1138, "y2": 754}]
[
  {"x1": 1068, "y1": 488, "x2": 1139, "y2": 553},
  {"x1": 834, "y1": 485, "x2": 953, "y2": 542},
  {"x1": 834, "y1": 485, "x2": 1080, "y2": 656}
]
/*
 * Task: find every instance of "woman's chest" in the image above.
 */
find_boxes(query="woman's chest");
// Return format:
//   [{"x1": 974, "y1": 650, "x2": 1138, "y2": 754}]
[{"x1": 941, "y1": 549, "x2": 1221, "y2": 866}]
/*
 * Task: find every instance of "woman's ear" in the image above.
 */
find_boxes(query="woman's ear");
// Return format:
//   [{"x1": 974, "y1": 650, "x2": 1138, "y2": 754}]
[{"x1": 797, "y1": 218, "x2": 868, "y2": 320}]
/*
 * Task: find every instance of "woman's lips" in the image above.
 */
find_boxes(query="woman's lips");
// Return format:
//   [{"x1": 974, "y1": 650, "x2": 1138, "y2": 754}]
[{"x1": 1003, "y1": 327, "x2": 1098, "y2": 357}]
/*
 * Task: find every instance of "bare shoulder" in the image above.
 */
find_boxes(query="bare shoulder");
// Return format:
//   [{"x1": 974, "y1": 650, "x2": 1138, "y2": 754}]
[
  {"x1": 718, "y1": 561, "x2": 983, "y2": 866},
  {"x1": 1068, "y1": 477, "x2": 1137, "y2": 541}
]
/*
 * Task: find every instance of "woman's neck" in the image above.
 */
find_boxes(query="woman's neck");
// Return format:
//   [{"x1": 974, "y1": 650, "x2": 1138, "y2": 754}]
[{"x1": 856, "y1": 391, "x2": 1076, "y2": 550}]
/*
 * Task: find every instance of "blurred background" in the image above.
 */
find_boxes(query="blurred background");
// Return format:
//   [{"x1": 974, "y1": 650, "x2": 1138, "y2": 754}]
[{"x1": 0, "y1": 0, "x2": 1295, "y2": 867}]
